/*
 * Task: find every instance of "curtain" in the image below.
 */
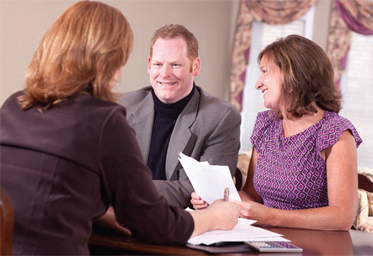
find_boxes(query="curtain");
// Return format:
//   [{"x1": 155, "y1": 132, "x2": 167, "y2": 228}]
[
  {"x1": 338, "y1": 0, "x2": 373, "y2": 35},
  {"x1": 230, "y1": 0, "x2": 317, "y2": 111},
  {"x1": 327, "y1": 0, "x2": 373, "y2": 86}
]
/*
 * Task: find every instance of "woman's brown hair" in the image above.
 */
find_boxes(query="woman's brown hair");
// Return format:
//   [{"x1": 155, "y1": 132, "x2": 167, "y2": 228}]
[
  {"x1": 258, "y1": 34, "x2": 342, "y2": 119},
  {"x1": 18, "y1": 0, "x2": 133, "y2": 110}
]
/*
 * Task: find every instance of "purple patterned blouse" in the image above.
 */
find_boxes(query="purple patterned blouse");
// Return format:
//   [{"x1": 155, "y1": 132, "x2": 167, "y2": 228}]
[{"x1": 250, "y1": 110, "x2": 362, "y2": 210}]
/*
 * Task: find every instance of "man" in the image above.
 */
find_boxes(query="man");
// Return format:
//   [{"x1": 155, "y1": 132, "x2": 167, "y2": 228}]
[{"x1": 120, "y1": 24, "x2": 241, "y2": 209}]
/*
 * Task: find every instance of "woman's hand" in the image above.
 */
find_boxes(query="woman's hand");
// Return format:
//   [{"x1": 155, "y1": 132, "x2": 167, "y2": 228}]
[
  {"x1": 94, "y1": 207, "x2": 132, "y2": 236},
  {"x1": 191, "y1": 192, "x2": 209, "y2": 210},
  {"x1": 189, "y1": 198, "x2": 239, "y2": 237},
  {"x1": 235, "y1": 200, "x2": 271, "y2": 225},
  {"x1": 208, "y1": 199, "x2": 240, "y2": 230}
]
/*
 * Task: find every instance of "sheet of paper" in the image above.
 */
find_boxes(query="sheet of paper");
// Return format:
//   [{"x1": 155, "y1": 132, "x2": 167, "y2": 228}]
[
  {"x1": 178, "y1": 153, "x2": 241, "y2": 204},
  {"x1": 188, "y1": 218, "x2": 289, "y2": 245}
]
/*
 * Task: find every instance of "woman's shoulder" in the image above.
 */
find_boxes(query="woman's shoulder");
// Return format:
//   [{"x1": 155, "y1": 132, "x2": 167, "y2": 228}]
[
  {"x1": 316, "y1": 111, "x2": 362, "y2": 149},
  {"x1": 322, "y1": 111, "x2": 349, "y2": 124},
  {"x1": 74, "y1": 93, "x2": 126, "y2": 119},
  {"x1": 1, "y1": 91, "x2": 23, "y2": 109},
  {"x1": 320, "y1": 111, "x2": 357, "y2": 134},
  {"x1": 255, "y1": 110, "x2": 271, "y2": 121},
  {"x1": 254, "y1": 110, "x2": 278, "y2": 128},
  {"x1": 250, "y1": 110, "x2": 279, "y2": 148}
]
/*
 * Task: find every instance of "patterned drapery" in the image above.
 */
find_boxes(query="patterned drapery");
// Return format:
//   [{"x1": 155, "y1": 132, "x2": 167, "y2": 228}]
[
  {"x1": 326, "y1": 0, "x2": 373, "y2": 86},
  {"x1": 230, "y1": 0, "x2": 317, "y2": 111},
  {"x1": 338, "y1": 0, "x2": 373, "y2": 34}
]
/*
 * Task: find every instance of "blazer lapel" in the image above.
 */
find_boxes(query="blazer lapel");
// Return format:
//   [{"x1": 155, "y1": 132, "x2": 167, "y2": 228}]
[
  {"x1": 127, "y1": 93, "x2": 154, "y2": 162},
  {"x1": 165, "y1": 90, "x2": 200, "y2": 180}
]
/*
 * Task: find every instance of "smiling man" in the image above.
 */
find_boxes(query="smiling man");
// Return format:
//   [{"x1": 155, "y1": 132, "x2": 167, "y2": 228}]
[{"x1": 120, "y1": 24, "x2": 241, "y2": 209}]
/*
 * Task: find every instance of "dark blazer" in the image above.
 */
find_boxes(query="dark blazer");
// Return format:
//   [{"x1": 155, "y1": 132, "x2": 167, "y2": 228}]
[
  {"x1": 0, "y1": 91, "x2": 194, "y2": 255},
  {"x1": 120, "y1": 85, "x2": 241, "y2": 208}
]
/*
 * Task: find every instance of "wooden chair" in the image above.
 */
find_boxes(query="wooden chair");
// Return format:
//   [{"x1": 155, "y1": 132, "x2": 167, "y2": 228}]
[
  {"x1": 358, "y1": 173, "x2": 373, "y2": 193},
  {"x1": 234, "y1": 167, "x2": 244, "y2": 191},
  {"x1": 0, "y1": 187, "x2": 14, "y2": 255},
  {"x1": 353, "y1": 172, "x2": 373, "y2": 232}
]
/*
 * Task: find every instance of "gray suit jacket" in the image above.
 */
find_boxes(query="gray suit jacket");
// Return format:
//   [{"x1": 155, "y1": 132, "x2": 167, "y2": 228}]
[{"x1": 119, "y1": 85, "x2": 241, "y2": 208}]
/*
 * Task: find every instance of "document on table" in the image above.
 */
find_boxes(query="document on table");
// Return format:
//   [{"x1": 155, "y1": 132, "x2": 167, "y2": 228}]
[
  {"x1": 187, "y1": 218, "x2": 289, "y2": 245},
  {"x1": 178, "y1": 153, "x2": 241, "y2": 204}
]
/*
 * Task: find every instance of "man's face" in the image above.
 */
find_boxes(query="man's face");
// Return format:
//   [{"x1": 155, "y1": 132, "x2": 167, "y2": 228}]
[{"x1": 148, "y1": 37, "x2": 200, "y2": 104}]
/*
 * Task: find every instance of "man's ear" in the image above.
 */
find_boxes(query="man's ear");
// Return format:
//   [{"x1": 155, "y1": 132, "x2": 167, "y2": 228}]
[
  {"x1": 147, "y1": 56, "x2": 151, "y2": 74},
  {"x1": 192, "y1": 57, "x2": 201, "y2": 76}
]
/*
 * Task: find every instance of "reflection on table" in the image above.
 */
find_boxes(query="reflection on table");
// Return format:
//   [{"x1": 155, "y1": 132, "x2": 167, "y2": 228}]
[{"x1": 89, "y1": 225, "x2": 373, "y2": 255}]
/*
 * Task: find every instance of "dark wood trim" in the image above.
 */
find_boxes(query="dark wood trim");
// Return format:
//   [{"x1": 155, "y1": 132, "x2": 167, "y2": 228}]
[{"x1": 358, "y1": 173, "x2": 373, "y2": 193}]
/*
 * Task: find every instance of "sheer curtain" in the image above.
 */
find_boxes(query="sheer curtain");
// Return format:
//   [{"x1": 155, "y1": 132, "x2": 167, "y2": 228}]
[
  {"x1": 239, "y1": 9, "x2": 315, "y2": 153},
  {"x1": 339, "y1": 33, "x2": 373, "y2": 168},
  {"x1": 327, "y1": 0, "x2": 373, "y2": 167},
  {"x1": 230, "y1": 0, "x2": 317, "y2": 111},
  {"x1": 230, "y1": 0, "x2": 317, "y2": 153},
  {"x1": 232, "y1": 0, "x2": 372, "y2": 167}
]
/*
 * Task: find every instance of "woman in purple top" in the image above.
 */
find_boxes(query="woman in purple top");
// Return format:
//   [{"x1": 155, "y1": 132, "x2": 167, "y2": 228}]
[{"x1": 192, "y1": 35, "x2": 362, "y2": 231}]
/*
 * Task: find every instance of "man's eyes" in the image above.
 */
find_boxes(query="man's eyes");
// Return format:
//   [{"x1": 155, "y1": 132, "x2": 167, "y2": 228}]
[{"x1": 152, "y1": 63, "x2": 181, "y2": 68}]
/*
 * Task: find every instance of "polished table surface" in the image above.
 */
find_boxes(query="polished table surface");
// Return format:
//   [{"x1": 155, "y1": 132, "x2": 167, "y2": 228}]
[{"x1": 89, "y1": 226, "x2": 373, "y2": 255}]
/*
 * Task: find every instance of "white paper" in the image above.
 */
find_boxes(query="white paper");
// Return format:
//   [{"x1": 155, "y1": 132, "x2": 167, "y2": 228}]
[
  {"x1": 188, "y1": 218, "x2": 289, "y2": 245},
  {"x1": 178, "y1": 153, "x2": 241, "y2": 204}
]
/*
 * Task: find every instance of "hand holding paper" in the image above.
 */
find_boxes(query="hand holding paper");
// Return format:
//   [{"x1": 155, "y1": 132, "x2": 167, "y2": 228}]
[
  {"x1": 180, "y1": 153, "x2": 289, "y2": 247},
  {"x1": 178, "y1": 153, "x2": 241, "y2": 204}
]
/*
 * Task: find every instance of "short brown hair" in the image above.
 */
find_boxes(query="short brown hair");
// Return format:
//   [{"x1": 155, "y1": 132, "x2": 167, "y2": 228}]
[
  {"x1": 19, "y1": 0, "x2": 133, "y2": 110},
  {"x1": 258, "y1": 34, "x2": 342, "y2": 119},
  {"x1": 150, "y1": 24, "x2": 198, "y2": 63}
]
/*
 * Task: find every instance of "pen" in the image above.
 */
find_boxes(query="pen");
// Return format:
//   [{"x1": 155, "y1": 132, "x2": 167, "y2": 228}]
[{"x1": 224, "y1": 187, "x2": 229, "y2": 201}]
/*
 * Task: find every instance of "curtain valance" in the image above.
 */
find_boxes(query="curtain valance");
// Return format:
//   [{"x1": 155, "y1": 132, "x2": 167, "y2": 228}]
[
  {"x1": 327, "y1": 0, "x2": 373, "y2": 86},
  {"x1": 230, "y1": 0, "x2": 317, "y2": 111}
]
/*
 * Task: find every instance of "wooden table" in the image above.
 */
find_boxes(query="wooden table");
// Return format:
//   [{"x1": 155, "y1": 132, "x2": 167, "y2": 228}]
[{"x1": 89, "y1": 226, "x2": 373, "y2": 255}]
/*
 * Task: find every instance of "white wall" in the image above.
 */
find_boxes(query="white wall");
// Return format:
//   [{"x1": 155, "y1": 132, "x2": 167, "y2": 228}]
[
  {"x1": 0, "y1": 0, "x2": 331, "y2": 107},
  {"x1": 0, "y1": 0, "x2": 239, "y2": 106}
]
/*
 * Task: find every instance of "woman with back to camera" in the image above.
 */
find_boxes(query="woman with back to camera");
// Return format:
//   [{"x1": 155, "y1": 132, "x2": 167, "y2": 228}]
[
  {"x1": 192, "y1": 34, "x2": 362, "y2": 231},
  {"x1": 0, "y1": 1, "x2": 238, "y2": 255}
]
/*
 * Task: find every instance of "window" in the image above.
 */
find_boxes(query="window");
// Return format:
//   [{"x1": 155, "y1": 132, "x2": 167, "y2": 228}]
[
  {"x1": 240, "y1": 7, "x2": 315, "y2": 153},
  {"x1": 340, "y1": 32, "x2": 373, "y2": 167}
]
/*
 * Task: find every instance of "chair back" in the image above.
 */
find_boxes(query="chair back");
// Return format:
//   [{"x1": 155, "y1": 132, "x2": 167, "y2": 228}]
[
  {"x1": 234, "y1": 167, "x2": 243, "y2": 191},
  {"x1": 0, "y1": 187, "x2": 14, "y2": 255},
  {"x1": 358, "y1": 173, "x2": 373, "y2": 193}
]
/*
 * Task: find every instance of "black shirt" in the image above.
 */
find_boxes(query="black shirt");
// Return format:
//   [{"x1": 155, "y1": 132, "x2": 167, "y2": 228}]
[{"x1": 148, "y1": 85, "x2": 195, "y2": 180}]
